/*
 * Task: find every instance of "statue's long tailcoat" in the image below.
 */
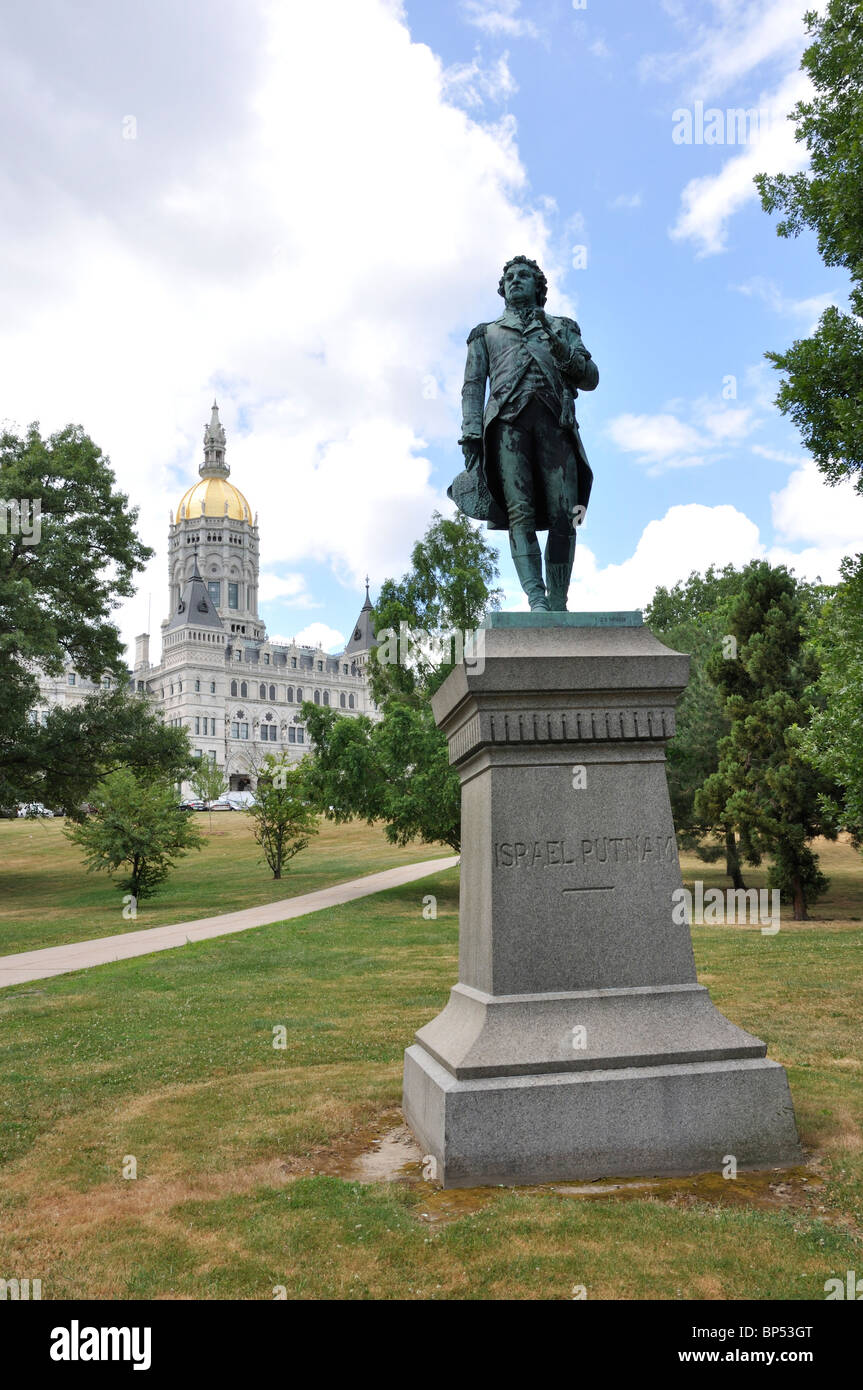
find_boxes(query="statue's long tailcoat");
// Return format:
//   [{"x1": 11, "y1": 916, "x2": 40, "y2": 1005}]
[{"x1": 449, "y1": 310, "x2": 598, "y2": 531}]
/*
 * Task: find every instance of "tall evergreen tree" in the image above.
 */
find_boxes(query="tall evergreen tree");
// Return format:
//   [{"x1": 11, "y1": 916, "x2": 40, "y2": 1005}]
[
  {"x1": 694, "y1": 561, "x2": 839, "y2": 920},
  {"x1": 646, "y1": 566, "x2": 748, "y2": 886},
  {"x1": 800, "y1": 552, "x2": 863, "y2": 839}
]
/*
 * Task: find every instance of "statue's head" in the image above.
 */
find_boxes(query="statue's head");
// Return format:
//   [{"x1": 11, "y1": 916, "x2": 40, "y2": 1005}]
[{"x1": 498, "y1": 255, "x2": 548, "y2": 308}]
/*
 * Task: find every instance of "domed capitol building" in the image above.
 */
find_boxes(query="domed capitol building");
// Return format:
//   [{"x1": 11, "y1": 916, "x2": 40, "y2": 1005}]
[{"x1": 37, "y1": 403, "x2": 378, "y2": 793}]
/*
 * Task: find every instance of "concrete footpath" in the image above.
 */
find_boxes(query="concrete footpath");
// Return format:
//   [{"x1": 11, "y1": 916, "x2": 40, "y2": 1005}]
[{"x1": 0, "y1": 856, "x2": 459, "y2": 989}]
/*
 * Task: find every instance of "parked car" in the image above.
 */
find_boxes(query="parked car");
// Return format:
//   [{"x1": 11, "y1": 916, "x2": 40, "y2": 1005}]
[
  {"x1": 207, "y1": 800, "x2": 235, "y2": 812},
  {"x1": 178, "y1": 799, "x2": 207, "y2": 812},
  {"x1": 16, "y1": 802, "x2": 55, "y2": 818}
]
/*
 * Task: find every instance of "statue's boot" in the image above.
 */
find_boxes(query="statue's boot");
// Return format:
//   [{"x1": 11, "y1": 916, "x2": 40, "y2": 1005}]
[
  {"x1": 545, "y1": 531, "x2": 576, "y2": 612},
  {"x1": 510, "y1": 527, "x2": 549, "y2": 611}
]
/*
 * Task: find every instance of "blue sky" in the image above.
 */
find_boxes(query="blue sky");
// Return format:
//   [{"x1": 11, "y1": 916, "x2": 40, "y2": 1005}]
[
  {"x1": 402, "y1": 0, "x2": 857, "y2": 596},
  {"x1": 1, "y1": 0, "x2": 860, "y2": 657}
]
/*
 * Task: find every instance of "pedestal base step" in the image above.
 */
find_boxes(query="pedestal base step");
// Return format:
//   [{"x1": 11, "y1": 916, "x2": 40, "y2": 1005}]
[{"x1": 404, "y1": 1044, "x2": 803, "y2": 1188}]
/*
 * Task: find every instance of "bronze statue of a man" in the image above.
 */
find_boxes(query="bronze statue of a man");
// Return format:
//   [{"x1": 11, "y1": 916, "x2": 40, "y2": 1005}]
[{"x1": 447, "y1": 255, "x2": 598, "y2": 611}]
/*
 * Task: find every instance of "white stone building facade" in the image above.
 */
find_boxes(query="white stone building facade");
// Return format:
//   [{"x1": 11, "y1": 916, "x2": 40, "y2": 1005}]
[{"x1": 36, "y1": 403, "x2": 378, "y2": 792}]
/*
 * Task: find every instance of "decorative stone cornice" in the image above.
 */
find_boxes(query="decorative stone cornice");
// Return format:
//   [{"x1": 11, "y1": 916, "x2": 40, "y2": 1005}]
[{"x1": 446, "y1": 704, "x2": 677, "y2": 764}]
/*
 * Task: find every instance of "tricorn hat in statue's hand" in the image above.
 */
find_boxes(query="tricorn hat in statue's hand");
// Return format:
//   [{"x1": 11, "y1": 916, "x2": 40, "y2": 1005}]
[{"x1": 447, "y1": 459, "x2": 497, "y2": 523}]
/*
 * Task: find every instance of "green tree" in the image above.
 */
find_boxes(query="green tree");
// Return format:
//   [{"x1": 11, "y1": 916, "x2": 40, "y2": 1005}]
[
  {"x1": 800, "y1": 552, "x2": 863, "y2": 837},
  {"x1": 303, "y1": 511, "x2": 501, "y2": 852},
  {"x1": 66, "y1": 768, "x2": 203, "y2": 904},
  {"x1": 1, "y1": 687, "x2": 195, "y2": 815},
  {"x1": 0, "y1": 423, "x2": 152, "y2": 730},
  {"x1": 190, "y1": 759, "x2": 229, "y2": 829},
  {"x1": 368, "y1": 509, "x2": 502, "y2": 708},
  {"x1": 646, "y1": 566, "x2": 748, "y2": 887},
  {"x1": 694, "y1": 561, "x2": 839, "y2": 920},
  {"x1": 755, "y1": 1, "x2": 863, "y2": 488},
  {"x1": 302, "y1": 700, "x2": 461, "y2": 853},
  {"x1": 248, "y1": 755, "x2": 319, "y2": 879},
  {"x1": 299, "y1": 708, "x2": 387, "y2": 826}
]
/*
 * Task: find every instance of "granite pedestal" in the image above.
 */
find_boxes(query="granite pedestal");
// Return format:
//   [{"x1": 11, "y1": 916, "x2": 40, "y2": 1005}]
[{"x1": 402, "y1": 612, "x2": 802, "y2": 1187}]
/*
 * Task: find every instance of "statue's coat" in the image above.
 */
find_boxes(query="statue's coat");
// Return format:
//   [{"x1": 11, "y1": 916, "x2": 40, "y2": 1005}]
[{"x1": 448, "y1": 310, "x2": 598, "y2": 531}]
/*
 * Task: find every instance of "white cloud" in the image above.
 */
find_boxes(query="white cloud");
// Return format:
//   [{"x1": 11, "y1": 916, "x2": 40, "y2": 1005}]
[
  {"x1": 669, "y1": 68, "x2": 812, "y2": 257},
  {"x1": 751, "y1": 444, "x2": 807, "y2": 465},
  {"x1": 641, "y1": 0, "x2": 813, "y2": 97},
  {"x1": 280, "y1": 623, "x2": 347, "y2": 653},
  {"x1": 258, "y1": 571, "x2": 318, "y2": 606},
  {"x1": 607, "y1": 401, "x2": 759, "y2": 474},
  {"x1": 744, "y1": 359, "x2": 782, "y2": 410},
  {"x1": 0, "y1": 0, "x2": 560, "y2": 665},
  {"x1": 770, "y1": 460, "x2": 863, "y2": 547},
  {"x1": 732, "y1": 276, "x2": 841, "y2": 331},
  {"x1": 608, "y1": 413, "x2": 706, "y2": 466},
  {"x1": 558, "y1": 466, "x2": 861, "y2": 612},
  {"x1": 461, "y1": 0, "x2": 540, "y2": 39},
  {"x1": 442, "y1": 51, "x2": 518, "y2": 106},
  {"x1": 569, "y1": 504, "x2": 765, "y2": 610},
  {"x1": 609, "y1": 192, "x2": 642, "y2": 209},
  {"x1": 699, "y1": 407, "x2": 756, "y2": 442},
  {"x1": 642, "y1": 1, "x2": 824, "y2": 257}
]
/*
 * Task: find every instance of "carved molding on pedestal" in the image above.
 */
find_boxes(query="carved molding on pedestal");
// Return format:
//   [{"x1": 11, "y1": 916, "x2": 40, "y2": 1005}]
[{"x1": 447, "y1": 705, "x2": 677, "y2": 764}]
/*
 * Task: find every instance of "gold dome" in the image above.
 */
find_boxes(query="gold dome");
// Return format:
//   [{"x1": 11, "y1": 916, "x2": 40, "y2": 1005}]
[{"x1": 176, "y1": 476, "x2": 252, "y2": 524}]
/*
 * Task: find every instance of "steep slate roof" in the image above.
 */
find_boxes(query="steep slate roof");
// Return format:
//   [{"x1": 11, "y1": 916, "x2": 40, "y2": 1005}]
[
  {"x1": 344, "y1": 577, "x2": 376, "y2": 657},
  {"x1": 165, "y1": 558, "x2": 225, "y2": 633}
]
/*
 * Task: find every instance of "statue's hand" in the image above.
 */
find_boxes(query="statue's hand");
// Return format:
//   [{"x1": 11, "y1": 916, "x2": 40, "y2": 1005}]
[
  {"x1": 534, "y1": 309, "x2": 569, "y2": 361},
  {"x1": 568, "y1": 350, "x2": 587, "y2": 377},
  {"x1": 461, "y1": 438, "x2": 482, "y2": 469}
]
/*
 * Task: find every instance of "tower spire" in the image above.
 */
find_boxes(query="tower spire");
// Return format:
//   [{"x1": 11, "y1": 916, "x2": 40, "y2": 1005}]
[{"x1": 200, "y1": 399, "x2": 229, "y2": 479}]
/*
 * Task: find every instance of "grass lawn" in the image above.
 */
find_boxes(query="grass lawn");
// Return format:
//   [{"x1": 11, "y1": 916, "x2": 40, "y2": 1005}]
[
  {"x1": 0, "y1": 840, "x2": 861, "y2": 1300},
  {"x1": 0, "y1": 815, "x2": 454, "y2": 956}
]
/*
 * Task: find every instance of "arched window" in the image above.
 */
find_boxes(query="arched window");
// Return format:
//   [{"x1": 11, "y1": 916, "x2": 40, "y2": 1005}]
[
  {"x1": 287, "y1": 686, "x2": 294, "y2": 702},
  {"x1": 340, "y1": 693, "x2": 346, "y2": 708},
  {"x1": 269, "y1": 684, "x2": 276, "y2": 701},
  {"x1": 349, "y1": 693, "x2": 355, "y2": 709},
  {"x1": 230, "y1": 680, "x2": 238, "y2": 697},
  {"x1": 259, "y1": 683, "x2": 266, "y2": 699},
  {"x1": 240, "y1": 681, "x2": 248, "y2": 698},
  {"x1": 323, "y1": 690, "x2": 330, "y2": 706},
  {"x1": 296, "y1": 687, "x2": 303, "y2": 702},
  {"x1": 314, "y1": 689, "x2": 321, "y2": 705}
]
